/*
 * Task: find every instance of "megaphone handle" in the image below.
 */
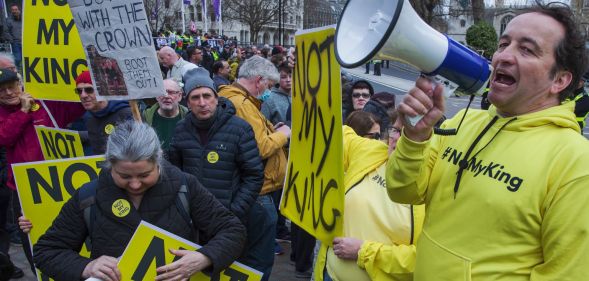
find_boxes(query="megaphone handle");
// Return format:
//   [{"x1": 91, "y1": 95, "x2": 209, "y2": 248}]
[
  {"x1": 406, "y1": 114, "x2": 424, "y2": 127},
  {"x1": 406, "y1": 74, "x2": 458, "y2": 127}
]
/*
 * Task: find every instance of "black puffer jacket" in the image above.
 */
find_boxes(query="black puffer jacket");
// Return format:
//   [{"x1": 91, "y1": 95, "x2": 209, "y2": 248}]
[
  {"x1": 169, "y1": 98, "x2": 264, "y2": 222},
  {"x1": 86, "y1": 101, "x2": 133, "y2": 154},
  {"x1": 33, "y1": 161, "x2": 245, "y2": 281}
]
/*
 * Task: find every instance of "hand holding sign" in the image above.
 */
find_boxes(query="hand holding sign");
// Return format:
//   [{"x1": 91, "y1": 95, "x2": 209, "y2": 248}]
[
  {"x1": 82, "y1": 255, "x2": 121, "y2": 281},
  {"x1": 18, "y1": 216, "x2": 33, "y2": 233},
  {"x1": 155, "y1": 249, "x2": 212, "y2": 281},
  {"x1": 19, "y1": 93, "x2": 35, "y2": 113}
]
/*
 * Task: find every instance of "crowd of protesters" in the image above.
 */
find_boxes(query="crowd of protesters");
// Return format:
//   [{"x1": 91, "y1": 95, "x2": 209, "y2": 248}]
[{"x1": 2, "y1": 2, "x2": 589, "y2": 281}]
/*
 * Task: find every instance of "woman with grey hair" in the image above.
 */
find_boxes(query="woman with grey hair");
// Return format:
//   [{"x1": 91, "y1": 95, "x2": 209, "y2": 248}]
[{"x1": 31, "y1": 121, "x2": 246, "y2": 281}]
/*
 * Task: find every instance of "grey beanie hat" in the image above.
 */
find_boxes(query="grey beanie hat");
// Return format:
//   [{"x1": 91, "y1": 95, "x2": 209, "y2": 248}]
[{"x1": 183, "y1": 67, "x2": 216, "y2": 97}]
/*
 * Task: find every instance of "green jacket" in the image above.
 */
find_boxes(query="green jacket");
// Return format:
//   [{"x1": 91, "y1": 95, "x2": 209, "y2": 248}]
[{"x1": 142, "y1": 103, "x2": 189, "y2": 125}]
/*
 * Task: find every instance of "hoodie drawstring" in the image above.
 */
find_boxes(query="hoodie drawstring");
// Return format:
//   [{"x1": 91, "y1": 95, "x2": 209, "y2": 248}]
[{"x1": 453, "y1": 116, "x2": 517, "y2": 198}]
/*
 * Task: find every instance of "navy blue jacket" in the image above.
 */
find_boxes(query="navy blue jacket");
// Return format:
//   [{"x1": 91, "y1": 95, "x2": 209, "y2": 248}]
[{"x1": 169, "y1": 98, "x2": 264, "y2": 222}]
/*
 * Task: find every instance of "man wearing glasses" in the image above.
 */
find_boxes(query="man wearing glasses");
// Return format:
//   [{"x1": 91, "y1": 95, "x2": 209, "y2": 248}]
[
  {"x1": 344, "y1": 80, "x2": 374, "y2": 119},
  {"x1": 74, "y1": 70, "x2": 132, "y2": 154},
  {"x1": 0, "y1": 68, "x2": 85, "y2": 276},
  {"x1": 142, "y1": 79, "x2": 189, "y2": 149},
  {"x1": 350, "y1": 80, "x2": 373, "y2": 111}
]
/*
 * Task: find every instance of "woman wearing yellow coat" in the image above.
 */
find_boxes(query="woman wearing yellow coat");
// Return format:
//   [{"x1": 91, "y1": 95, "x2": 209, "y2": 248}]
[{"x1": 314, "y1": 122, "x2": 425, "y2": 281}]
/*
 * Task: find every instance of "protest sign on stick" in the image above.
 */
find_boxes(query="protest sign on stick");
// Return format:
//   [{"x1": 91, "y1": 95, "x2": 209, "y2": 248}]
[
  {"x1": 68, "y1": 0, "x2": 165, "y2": 107},
  {"x1": 280, "y1": 26, "x2": 344, "y2": 246}
]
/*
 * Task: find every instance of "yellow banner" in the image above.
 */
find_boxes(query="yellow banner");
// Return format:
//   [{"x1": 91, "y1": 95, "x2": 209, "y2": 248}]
[
  {"x1": 281, "y1": 26, "x2": 344, "y2": 246},
  {"x1": 119, "y1": 221, "x2": 263, "y2": 281},
  {"x1": 35, "y1": 126, "x2": 85, "y2": 160},
  {"x1": 12, "y1": 156, "x2": 105, "y2": 281},
  {"x1": 23, "y1": 0, "x2": 87, "y2": 101}
]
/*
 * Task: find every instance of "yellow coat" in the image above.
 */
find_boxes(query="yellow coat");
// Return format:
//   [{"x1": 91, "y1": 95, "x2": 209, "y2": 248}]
[
  {"x1": 314, "y1": 126, "x2": 424, "y2": 281},
  {"x1": 219, "y1": 83, "x2": 288, "y2": 195}
]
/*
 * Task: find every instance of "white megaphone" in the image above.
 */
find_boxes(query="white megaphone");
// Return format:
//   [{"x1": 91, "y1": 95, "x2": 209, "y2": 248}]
[{"x1": 335, "y1": 0, "x2": 492, "y2": 127}]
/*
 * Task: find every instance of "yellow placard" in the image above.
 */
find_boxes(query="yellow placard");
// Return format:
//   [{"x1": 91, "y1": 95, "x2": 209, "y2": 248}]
[
  {"x1": 23, "y1": 0, "x2": 87, "y2": 101},
  {"x1": 119, "y1": 221, "x2": 262, "y2": 281},
  {"x1": 281, "y1": 26, "x2": 344, "y2": 246},
  {"x1": 35, "y1": 126, "x2": 85, "y2": 160},
  {"x1": 12, "y1": 156, "x2": 105, "y2": 281}
]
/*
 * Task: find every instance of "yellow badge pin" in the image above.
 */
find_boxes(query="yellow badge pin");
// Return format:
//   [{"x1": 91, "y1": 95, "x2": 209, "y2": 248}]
[
  {"x1": 207, "y1": 151, "x2": 219, "y2": 164},
  {"x1": 112, "y1": 199, "x2": 131, "y2": 217},
  {"x1": 105, "y1": 124, "x2": 115, "y2": 135}
]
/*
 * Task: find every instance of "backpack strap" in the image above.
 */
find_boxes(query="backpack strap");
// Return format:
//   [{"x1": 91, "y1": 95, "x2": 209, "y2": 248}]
[
  {"x1": 78, "y1": 180, "x2": 98, "y2": 251},
  {"x1": 175, "y1": 174, "x2": 193, "y2": 228}
]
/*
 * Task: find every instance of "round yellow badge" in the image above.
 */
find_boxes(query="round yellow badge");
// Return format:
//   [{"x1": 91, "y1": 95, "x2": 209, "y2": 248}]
[
  {"x1": 112, "y1": 199, "x2": 131, "y2": 217},
  {"x1": 31, "y1": 103, "x2": 40, "y2": 112},
  {"x1": 207, "y1": 151, "x2": 219, "y2": 164},
  {"x1": 104, "y1": 124, "x2": 115, "y2": 135}
]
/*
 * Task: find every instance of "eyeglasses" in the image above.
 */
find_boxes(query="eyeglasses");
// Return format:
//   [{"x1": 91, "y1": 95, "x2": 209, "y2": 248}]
[
  {"x1": 352, "y1": 93, "x2": 370, "y2": 99},
  {"x1": 166, "y1": 89, "x2": 182, "y2": 96},
  {"x1": 74, "y1": 87, "x2": 94, "y2": 95},
  {"x1": 388, "y1": 127, "x2": 402, "y2": 136},
  {"x1": 0, "y1": 81, "x2": 19, "y2": 95},
  {"x1": 364, "y1": 132, "x2": 381, "y2": 140}
]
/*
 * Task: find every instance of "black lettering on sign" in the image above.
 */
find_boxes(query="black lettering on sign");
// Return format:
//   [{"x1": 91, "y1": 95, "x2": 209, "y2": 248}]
[
  {"x1": 94, "y1": 24, "x2": 152, "y2": 52},
  {"x1": 27, "y1": 162, "x2": 100, "y2": 204},
  {"x1": 111, "y1": 2, "x2": 146, "y2": 24},
  {"x1": 75, "y1": 8, "x2": 111, "y2": 30},
  {"x1": 28, "y1": 166, "x2": 61, "y2": 204},
  {"x1": 24, "y1": 57, "x2": 87, "y2": 84},
  {"x1": 132, "y1": 236, "x2": 166, "y2": 280},
  {"x1": 31, "y1": 0, "x2": 67, "y2": 6},
  {"x1": 41, "y1": 130, "x2": 80, "y2": 159},
  {"x1": 284, "y1": 31, "x2": 342, "y2": 234},
  {"x1": 223, "y1": 267, "x2": 249, "y2": 281},
  {"x1": 37, "y1": 19, "x2": 75, "y2": 45},
  {"x1": 62, "y1": 163, "x2": 98, "y2": 196}
]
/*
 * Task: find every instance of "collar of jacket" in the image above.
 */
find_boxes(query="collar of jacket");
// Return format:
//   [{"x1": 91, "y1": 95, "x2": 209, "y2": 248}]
[
  {"x1": 231, "y1": 82, "x2": 262, "y2": 110},
  {"x1": 271, "y1": 87, "x2": 290, "y2": 97}
]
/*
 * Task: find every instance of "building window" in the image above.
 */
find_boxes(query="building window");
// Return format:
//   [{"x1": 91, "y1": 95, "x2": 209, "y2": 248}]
[
  {"x1": 165, "y1": 0, "x2": 170, "y2": 9},
  {"x1": 460, "y1": 19, "x2": 466, "y2": 27},
  {"x1": 500, "y1": 15, "x2": 514, "y2": 35},
  {"x1": 197, "y1": 5, "x2": 202, "y2": 21},
  {"x1": 584, "y1": 0, "x2": 589, "y2": 8},
  {"x1": 189, "y1": 6, "x2": 195, "y2": 21}
]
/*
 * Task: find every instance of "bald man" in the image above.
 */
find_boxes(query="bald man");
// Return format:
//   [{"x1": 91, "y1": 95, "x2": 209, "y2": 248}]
[{"x1": 158, "y1": 46, "x2": 198, "y2": 84}]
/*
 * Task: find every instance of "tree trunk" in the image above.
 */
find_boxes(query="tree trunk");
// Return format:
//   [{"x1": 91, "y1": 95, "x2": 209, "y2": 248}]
[{"x1": 472, "y1": 0, "x2": 485, "y2": 24}]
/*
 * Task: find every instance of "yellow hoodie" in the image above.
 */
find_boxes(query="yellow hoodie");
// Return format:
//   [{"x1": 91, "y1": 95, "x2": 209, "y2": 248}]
[
  {"x1": 387, "y1": 102, "x2": 589, "y2": 280},
  {"x1": 314, "y1": 126, "x2": 425, "y2": 281}
]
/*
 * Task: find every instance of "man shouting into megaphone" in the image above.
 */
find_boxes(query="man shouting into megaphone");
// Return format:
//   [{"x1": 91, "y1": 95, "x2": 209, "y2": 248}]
[{"x1": 386, "y1": 3, "x2": 589, "y2": 281}]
